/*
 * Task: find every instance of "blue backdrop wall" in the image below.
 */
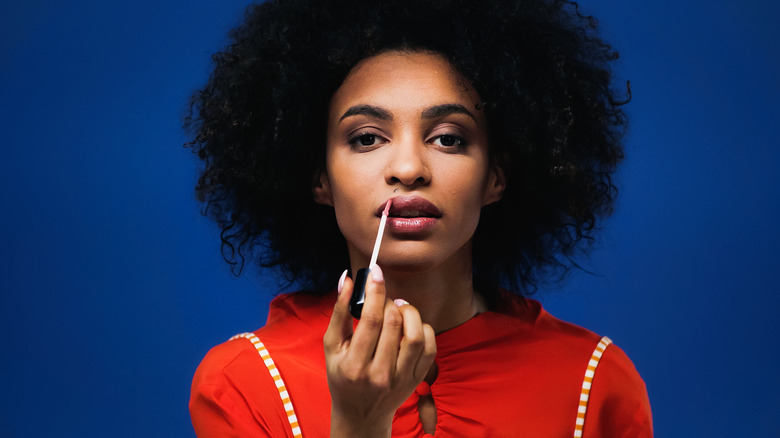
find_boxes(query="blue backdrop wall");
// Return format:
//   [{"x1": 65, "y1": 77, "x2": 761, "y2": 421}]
[{"x1": 1, "y1": 0, "x2": 778, "y2": 436}]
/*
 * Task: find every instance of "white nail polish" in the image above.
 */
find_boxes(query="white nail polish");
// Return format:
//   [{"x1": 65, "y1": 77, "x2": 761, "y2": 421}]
[
  {"x1": 337, "y1": 269, "x2": 348, "y2": 294},
  {"x1": 369, "y1": 263, "x2": 384, "y2": 283}
]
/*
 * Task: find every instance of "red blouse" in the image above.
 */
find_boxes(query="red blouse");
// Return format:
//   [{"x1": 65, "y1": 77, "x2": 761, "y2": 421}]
[{"x1": 190, "y1": 291, "x2": 652, "y2": 437}]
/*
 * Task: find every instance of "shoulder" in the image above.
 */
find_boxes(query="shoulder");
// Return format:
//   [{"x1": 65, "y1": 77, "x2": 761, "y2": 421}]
[
  {"x1": 192, "y1": 290, "x2": 335, "y2": 390},
  {"x1": 191, "y1": 333, "x2": 265, "y2": 392},
  {"x1": 493, "y1": 291, "x2": 604, "y2": 352},
  {"x1": 537, "y1": 309, "x2": 653, "y2": 436},
  {"x1": 192, "y1": 291, "x2": 332, "y2": 380},
  {"x1": 527, "y1": 298, "x2": 653, "y2": 434},
  {"x1": 189, "y1": 334, "x2": 285, "y2": 436},
  {"x1": 584, "y1": 340, "x2": 654, "y2": 436},
  {"x1": 499, "y1": 292, "x2": 653, "y2": 435},
  {"x1": 189, "y1": 291, "x2": 336, "y2": 436}
]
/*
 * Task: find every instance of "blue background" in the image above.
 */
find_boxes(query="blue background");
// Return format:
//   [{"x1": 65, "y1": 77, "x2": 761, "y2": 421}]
[{"x1": 1, "y1": 0, "x2": 778, "y2": 436}]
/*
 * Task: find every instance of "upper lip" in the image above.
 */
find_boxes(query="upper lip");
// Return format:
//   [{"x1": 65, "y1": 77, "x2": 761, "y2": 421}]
[{"x1": 377, "y1": 196, "x2": 442, "y2": 218}]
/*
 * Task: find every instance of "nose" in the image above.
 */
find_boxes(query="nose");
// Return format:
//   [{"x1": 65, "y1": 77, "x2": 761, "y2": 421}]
[{"x1": 385, "y1": 136, "x2": 431, "y2": 187}]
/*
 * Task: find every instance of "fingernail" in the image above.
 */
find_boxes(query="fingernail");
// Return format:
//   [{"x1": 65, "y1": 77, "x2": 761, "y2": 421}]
[
  {"x1": 369, "y1": 263, "x2": 384, "y2": 283},
  {"x1": 394, "y1": 299, "x2": 409, "y2": 307},
  {"x1": 337, "y1": 269, "x2": 347, "y2": 295}
]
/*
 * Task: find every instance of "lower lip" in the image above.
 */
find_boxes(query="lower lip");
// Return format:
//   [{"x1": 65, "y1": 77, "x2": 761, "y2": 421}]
[{"x1": 387, "y1": 217, "x2": 438, "y2": 234}]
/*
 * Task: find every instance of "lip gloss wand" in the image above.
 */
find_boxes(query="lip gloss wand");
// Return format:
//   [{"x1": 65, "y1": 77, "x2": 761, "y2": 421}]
[{"x1": 349, "y1": 199, "x2": 392, "y2": 319}]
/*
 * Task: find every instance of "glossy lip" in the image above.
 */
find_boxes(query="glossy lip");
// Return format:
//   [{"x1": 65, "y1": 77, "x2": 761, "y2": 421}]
[
  {"x1": 375, "y1": 196, "x2": 443, "y2": 218},
  {"x1": 387, "y1": 216, "x2": 438, "y2": 234},
  {"x1": 376, "y1": 196, "x2": 442, "y2": 235}
]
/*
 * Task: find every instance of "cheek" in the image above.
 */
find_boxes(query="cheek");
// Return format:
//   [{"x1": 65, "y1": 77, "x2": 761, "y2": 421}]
[
  {"x1": 440, "y1": 159, "x2": 490, "y2": 204},
  {"x1": 326, "y1": 155, "x2": 379, "y2": 242},
  {"x1": 445, "y1": 163, "x2": 492, "y2": 232},
  {"x1": 328, "y1": 157, "x2": 375, "y2": 205}
]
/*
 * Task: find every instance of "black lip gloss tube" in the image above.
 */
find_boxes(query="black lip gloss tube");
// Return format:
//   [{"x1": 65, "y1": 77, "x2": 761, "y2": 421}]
[{"x1": 349, "y1": 267, "x2": 371, "y2": 319}]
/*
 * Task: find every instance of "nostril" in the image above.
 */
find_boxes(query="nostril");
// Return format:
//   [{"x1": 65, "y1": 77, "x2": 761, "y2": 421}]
[{"x1": 386, "y1": 161, "x2": 431, "y2": 186}]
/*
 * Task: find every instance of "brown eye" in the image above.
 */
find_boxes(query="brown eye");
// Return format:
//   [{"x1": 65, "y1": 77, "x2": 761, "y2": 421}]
[
  {"x1": 432, "y1": 134, "x2": 467, "y2": 148},
  {"x1": 439, "y1": 135, "x2": 457, "y2": 146},
  {"x1": 359, "y1": 134, "x2": 376, "y2": 146},
  {"x1": 347, "y1": 131, "x2": 386, "y2": 150}
]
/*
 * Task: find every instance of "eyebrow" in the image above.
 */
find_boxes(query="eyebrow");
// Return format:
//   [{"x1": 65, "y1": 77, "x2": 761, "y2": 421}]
[
  {"x1": 338, "y1": 103, "x2": 478, "y2": 123},
  {"x1": 339, "y1": 105, "x2": 393, "y2": 122},
  {"x1": 421, "y1": 104, "x2": 477, "y2": 123}
]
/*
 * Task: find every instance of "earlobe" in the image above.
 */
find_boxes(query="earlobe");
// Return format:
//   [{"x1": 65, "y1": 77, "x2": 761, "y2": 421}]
[
  {"x1": 483, "y1": 164, "x2": 506, "y2": 206},
  {"x1": 312, "y1": 169, "x2": 334, "y2": 206}
]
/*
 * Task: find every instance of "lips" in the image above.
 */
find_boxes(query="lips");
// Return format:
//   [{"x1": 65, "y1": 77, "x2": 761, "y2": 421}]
[
  {"x1": 377, "y1": 196, "x2": 442, "y2": 235},
  {"x1": 376, "y1": 196, "x2": 442, "y2": 218}
]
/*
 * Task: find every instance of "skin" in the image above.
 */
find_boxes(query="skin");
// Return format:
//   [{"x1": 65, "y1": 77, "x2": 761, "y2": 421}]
[{"x1": 315, "y1": 51, "x2": 505, "y2": 437}]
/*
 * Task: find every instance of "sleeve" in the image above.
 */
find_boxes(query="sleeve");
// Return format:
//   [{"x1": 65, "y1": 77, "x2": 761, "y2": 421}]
[
  {"x1": 583, "y1": 343, "x2": 653, "y2": 438},
  {"x1": 189, "y1": 340, "x2": 293, "y2": 438}
]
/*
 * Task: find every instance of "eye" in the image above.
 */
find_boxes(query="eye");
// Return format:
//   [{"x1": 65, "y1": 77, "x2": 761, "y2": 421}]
[
  {"x1": 431, "y1": 134, "x2": 467, "y2": 148},
  {"x1": 358, "y1": 134, "x2": 378, "y2": 146},
  {"x1": 347, "y1": 132, "x2": 386, "y2": 150}
]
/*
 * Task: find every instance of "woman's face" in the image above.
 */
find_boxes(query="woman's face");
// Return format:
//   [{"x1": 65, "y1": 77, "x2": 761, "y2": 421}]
[{"x1": 316, "y1": 51, "x2": 504, "y2": 272}]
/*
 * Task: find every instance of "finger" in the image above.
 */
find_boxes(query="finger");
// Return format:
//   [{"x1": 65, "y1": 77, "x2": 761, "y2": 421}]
[
  {"x1": 413, "y1": 323, "x2": 437, "y2": 382},
  {"x1": 347, "y1": 264, "x2": 387, "y2": 364},
  {"x1": 371, "y1": 298, "x2": 404, "y2": 376},
  {"x1": 394, "y1": 302, "x2": 428, "y2": 380},
  {"x1": 324, "y1": 270, "x2": 354, "y2": 354}
]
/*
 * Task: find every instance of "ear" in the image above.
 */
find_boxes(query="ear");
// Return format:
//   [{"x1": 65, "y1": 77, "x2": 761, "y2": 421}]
[
  {"x1": 312, "y1": 169, "x2": 334, "y2": 206},
  {"x1": 482, "y1": 163, "x2": 506, "y2": 206}
]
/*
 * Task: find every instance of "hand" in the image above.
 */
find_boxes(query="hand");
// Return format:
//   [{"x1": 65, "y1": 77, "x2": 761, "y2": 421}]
[{"x1": 323, "y1": 265, "x2": 437, "y2": 438}]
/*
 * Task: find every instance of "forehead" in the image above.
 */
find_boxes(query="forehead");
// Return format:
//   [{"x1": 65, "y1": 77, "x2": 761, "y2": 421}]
[{"x1": 329, "y1": 51, "x2": 482, "y2": 116}]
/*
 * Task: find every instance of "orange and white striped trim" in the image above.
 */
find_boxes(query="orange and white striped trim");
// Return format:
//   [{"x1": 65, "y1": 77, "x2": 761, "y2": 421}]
[
  {"x1": 573, "y1": 336, "x2": 612, "y2": 438},
  {"x1": 231, "y1": 332, "x2": 303, "y2": 438}
]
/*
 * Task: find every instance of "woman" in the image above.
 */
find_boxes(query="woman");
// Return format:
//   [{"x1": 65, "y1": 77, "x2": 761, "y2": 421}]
[{"x1": 187, "y1": 0, "x2": 652, "y2": 436}]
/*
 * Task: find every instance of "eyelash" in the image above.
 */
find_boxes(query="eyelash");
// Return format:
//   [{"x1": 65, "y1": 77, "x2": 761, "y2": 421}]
[
  {"x1": 431, "y1": 134, "x2": 468, "y2": 148},
  {"x1": 346, "y1": 132, "x2": 468, "y2": 150},
  {"x1": 347, "y1": 131, "x2": 386, "y2": 149}
]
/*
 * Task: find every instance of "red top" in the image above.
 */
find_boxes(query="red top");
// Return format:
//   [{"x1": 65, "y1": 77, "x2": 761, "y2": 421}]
[{"x1": 190, "y1": 291, "x2": 652, "y2": 437}]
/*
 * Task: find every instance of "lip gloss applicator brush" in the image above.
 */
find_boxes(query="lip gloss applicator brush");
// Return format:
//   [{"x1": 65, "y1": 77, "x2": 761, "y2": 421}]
[{"x1": 350, "y1": 199, "x2": 392, "y2": 319}]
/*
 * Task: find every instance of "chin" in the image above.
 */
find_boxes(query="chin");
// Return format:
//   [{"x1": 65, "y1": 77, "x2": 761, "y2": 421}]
[
  {"x1": 380, "y1": 258, "x2": 438, "y2": 273},
  {"x1": 378, "y1": 242, "x2": 471, "y2": 274}
]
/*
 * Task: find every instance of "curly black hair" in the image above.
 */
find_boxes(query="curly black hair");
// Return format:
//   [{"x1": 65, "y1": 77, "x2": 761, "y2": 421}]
[{"x1": 185, "y1": 0, "x2": 628, "y2": 297}]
